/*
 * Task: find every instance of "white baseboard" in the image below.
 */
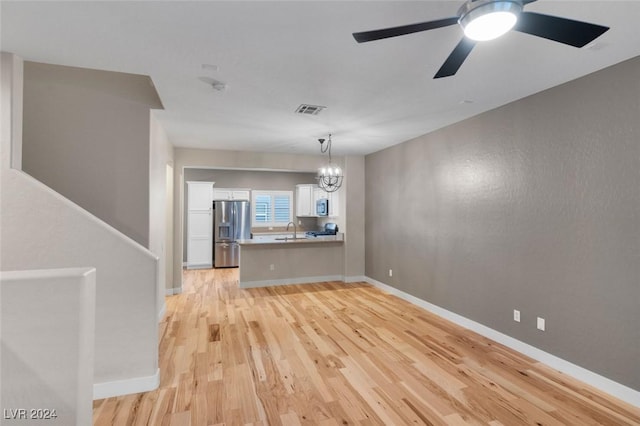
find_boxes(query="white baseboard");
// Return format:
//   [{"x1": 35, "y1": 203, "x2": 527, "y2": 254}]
[
  {"x1": 158, "y1": 302, "x2": 166, "y2": 321},
  {"x1": 93, "y1": 368, "x2": 160, "y2": 400},
  {"x1": 344, "y1": 275, "x2": 367, "y2": 283},
  {"x1": 165, "y1": 287, "x2": 182, "y2": 296},
  {"x1": 185, "y1": 263, "x2": 212, "y2": 270},
  {"x1": 364, "y1": 276, "x2": 640, "y2": 409},
  {"x1": 240, "y1": 275, "x2": 344, "y2": 289}
]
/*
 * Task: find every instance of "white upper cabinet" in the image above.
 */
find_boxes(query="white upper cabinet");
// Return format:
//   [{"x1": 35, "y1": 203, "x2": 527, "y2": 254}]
[
  {"x1": 188, "y1": 181, "x2": 214, "y2": 210},
  {"x1": 296, "y1": 184, "x2": 314, "y2": 217},
  {"x1": 212, "y1": 188, "x2": 251, "y2": 201},
  {"x1": 328, "y1": 190, "x2": 339, "y2": 218},
  {"x1": 231, "y1": 190, "x2": 250, "y2": 200},
  {"x1": 296, "y1": 184, "x2": 339, "y2": 217},
  {"x1": 313, "y1": 187, "x2": 326, "y2": 205}
]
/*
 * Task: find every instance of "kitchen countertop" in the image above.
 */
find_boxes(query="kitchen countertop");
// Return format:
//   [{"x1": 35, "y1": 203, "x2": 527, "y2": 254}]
[{"x1": 238, "y1": 233, "x2": 344, "y2": 246}]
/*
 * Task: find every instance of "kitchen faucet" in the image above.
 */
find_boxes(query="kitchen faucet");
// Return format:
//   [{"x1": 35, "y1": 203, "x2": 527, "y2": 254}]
[{"x1": 286, "y1": 221, "x2": 297, "y2": 240}]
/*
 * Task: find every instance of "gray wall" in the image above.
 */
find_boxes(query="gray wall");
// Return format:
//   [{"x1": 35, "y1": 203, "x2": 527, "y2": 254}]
[
  {"x1": 343, "y1": 156, "x2": 366, "y2": 279},
  {"x1": 183, "y1": 168, "x2": 318, "y2": 261},
  {"x1": 22, "y1": 61, "x2": 163, "y2": 246},
  {"x1": 365, "y1": 56, "x2": 640, "y2": 391},
  {"x1": 239, "y1": 242, "x2": 344, "y2": 286},
  {"x1": 185, "y1": 168, "x2": 317, "y2": 192}
]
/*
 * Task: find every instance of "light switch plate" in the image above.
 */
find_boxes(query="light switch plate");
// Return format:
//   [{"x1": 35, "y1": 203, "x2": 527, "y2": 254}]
[
  {"x1": 513, "y1": 309, "x2": 520, "y2": 322},
  {"x1": 537, "y1": 317, "x2": 545, "y2": 331}
]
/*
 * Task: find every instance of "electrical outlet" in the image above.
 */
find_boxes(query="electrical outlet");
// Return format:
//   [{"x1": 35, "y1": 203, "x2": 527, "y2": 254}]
[
  {"x1": 513, "y1": 309, "x2": 520, "y2": 322},
  {"x1": 389, "y1": 269, "x2": 393, "y2": 277},
  {"x1": 298, "y1": 220, "x2": 302, "y2": 225},
  {"x1": 537, "y1": 317, "x2": 545, "y2": 331},
  {"x1": 269, "y1": 264, "x2": 275, "y2": 271}
]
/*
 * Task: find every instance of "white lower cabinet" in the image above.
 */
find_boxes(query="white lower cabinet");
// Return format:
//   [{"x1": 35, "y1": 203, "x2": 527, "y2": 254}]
[{"x1": 187, "y1": 232, "x2": 212, "y2": 267}]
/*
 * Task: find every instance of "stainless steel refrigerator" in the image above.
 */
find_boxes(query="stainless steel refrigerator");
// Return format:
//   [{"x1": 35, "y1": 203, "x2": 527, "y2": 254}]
[{"x1": 213, "y1": 200, "x2": 251, "y2": 268}]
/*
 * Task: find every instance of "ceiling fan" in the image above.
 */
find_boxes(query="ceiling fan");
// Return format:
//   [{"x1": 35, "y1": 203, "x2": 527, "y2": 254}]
[{"x1": 352, "y1": 0, "x2": 609, "y2": 79}]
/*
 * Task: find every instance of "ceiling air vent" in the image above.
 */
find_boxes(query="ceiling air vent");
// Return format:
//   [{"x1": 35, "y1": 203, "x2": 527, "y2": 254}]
[{"x1": 295, "y1": 104, "x2": 326, "y2": 115}]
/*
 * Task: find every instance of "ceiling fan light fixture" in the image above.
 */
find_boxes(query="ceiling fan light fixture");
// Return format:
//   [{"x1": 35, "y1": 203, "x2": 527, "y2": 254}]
[{"x1": 459, "y1": 0, "x2": 522, "y2": 41}]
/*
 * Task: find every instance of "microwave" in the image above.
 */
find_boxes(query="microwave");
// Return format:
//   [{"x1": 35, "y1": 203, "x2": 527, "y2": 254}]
[{"x1": 316, "y1": 198, "x2": 329, "y2": 216}]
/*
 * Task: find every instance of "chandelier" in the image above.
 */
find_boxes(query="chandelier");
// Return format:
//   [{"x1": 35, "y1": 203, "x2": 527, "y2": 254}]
[{"x1": 316, "y1": 134, "x2": 343, "y2": 193}]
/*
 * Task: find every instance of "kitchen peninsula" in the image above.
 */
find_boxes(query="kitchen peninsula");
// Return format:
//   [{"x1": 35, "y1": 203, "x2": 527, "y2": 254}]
[{"x1": 237, "y1": 234, "x2": 344, "y2": 288}]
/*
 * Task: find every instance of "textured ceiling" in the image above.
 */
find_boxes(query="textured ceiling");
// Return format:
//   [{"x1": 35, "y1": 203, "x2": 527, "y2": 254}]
[{"x1": 2, "y1": 1, "x2": 639, "y2": 155}]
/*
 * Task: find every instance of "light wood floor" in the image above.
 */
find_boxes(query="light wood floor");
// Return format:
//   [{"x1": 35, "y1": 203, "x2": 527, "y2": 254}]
[{"x1": 93, "y1": 269, "x2": 640, "y2": 425}]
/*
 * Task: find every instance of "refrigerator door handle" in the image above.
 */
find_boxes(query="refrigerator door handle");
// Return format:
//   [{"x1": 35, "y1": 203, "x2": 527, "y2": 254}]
[{"x1": 232, "y1": 201, "x2": 239, "y2": 240}]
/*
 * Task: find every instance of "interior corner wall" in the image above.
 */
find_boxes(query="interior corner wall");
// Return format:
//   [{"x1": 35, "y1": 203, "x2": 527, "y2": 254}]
[
  {"x1": 344, "y1": 155, "x2": 365, "y2": 279},
  {"x1": 149, "y1": 112, "x2": 174, "y2": 312},
  {"x1": 21, "y1": 61, "x2": 163, "y2": 247},
  {"x1": 365, "y1": 56, "x2": 640, "y2": 391},
  {"x1": 0, "y1": 52, "x2": 23, "y2": 175}
]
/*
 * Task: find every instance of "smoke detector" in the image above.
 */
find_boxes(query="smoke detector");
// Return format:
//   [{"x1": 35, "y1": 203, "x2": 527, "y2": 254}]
[{"x1": 210, "y1": 80, "x2": 227, "y2": 91}]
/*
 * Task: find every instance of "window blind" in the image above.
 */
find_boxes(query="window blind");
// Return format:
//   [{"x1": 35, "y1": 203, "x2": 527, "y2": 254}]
[{"x1": 252, "y1": 191, "x2": 293, "y2": 226}]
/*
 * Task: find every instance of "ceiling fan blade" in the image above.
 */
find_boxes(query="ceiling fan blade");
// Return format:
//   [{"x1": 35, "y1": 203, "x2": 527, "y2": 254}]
[
  {"x1": 353, "y1": 17, "x2": 458, "y2": 43},
  {"x1": 434, "y1": 37, "x2": 476, "y2": 79},
  {"x1": 514, "y1": 11, "x2": 609, "y2": 47}
]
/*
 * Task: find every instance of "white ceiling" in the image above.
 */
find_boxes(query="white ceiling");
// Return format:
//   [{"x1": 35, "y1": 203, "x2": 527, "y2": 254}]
[{"x1": 2, "y1": 1, "x2": 639, "y2": 156}]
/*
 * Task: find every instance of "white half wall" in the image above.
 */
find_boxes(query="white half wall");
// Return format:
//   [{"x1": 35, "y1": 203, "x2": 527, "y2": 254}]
[{"x1": 1, "y1": 268, "x2": 96, "y2": 425}]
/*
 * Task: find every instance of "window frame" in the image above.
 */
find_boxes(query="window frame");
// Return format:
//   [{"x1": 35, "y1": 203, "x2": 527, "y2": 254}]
[{"x1": 251, "y1": 190, "x2": 293, "y2": 227}]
